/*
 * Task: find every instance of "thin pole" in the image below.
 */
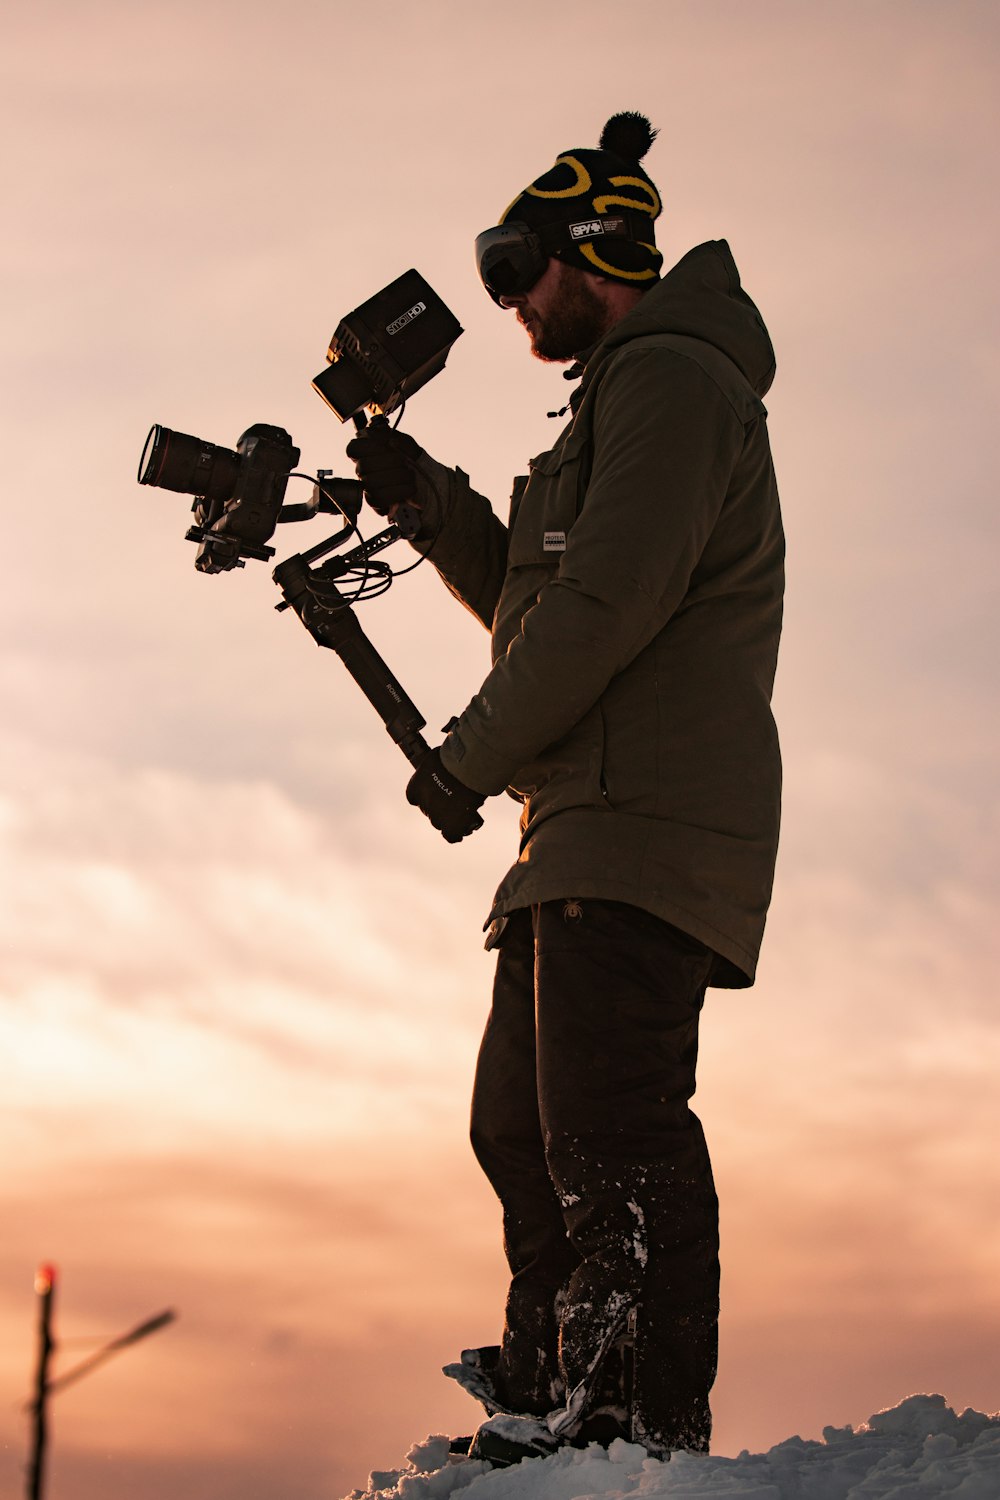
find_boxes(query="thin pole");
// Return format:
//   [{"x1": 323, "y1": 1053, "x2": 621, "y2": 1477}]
[
  {"x1": 27, "y1": 1264, "x2": 57, "y2": 1500},
  {"x1": 44, "y1": 1310, "x2": 176, "y2": 1397}
]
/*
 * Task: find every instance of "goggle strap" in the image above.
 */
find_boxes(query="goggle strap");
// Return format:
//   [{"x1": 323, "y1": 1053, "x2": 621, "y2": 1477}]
[{"x1": 537, "y1": 212, "x2": 652, "y2": 255}]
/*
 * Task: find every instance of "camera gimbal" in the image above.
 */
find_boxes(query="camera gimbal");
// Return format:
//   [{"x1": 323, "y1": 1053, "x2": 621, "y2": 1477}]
[{"x1": 138, "y1": 270, "x2": 463, "y2": 768}]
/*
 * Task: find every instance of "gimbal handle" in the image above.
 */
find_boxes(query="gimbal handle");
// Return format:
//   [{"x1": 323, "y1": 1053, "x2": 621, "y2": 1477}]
[{"x1": 271, "y1": 552, "x2": 430, "y2": 769}]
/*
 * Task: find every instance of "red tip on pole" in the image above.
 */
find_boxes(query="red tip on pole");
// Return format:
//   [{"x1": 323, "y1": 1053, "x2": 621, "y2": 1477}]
[{"x1": 34, "y1": 1265, "x2": 57, "y2": 1295}]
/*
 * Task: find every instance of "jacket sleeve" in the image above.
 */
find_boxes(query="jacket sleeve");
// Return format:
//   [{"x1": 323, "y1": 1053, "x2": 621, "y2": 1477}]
[
  {"x1": 439, "y1": 348, "x2": 745, "y2": 795},
  {"x1": 407, "y1": 451, "x2": 509, "y2": 631}
]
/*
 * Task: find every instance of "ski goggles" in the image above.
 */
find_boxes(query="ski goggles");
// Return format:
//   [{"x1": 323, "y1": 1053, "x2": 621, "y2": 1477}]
[{"x1": 475, "y1": 215, "x2": 654, "y2": 305}]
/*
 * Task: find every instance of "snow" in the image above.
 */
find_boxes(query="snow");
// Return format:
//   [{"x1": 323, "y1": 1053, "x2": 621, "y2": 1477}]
[
  {"x1": 625, "y1": 1200, "x2": 648, "y2": 1269},
  {"x1": 346, "y1": 1395, "x2": 1000, "y2": 1500}
]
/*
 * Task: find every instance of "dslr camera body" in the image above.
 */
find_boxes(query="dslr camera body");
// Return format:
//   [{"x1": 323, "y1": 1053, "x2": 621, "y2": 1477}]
[{"x1": 139, "y1": 421, "x2": 300, "y2": 574}]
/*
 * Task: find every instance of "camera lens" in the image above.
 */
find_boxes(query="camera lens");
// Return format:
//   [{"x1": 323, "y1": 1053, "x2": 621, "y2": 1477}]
[{"x1": 137, "y1": 424, "x2": 240, "y2": 502}]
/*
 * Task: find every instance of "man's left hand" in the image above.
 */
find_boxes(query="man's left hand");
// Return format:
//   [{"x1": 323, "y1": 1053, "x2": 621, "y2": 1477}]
[{"x1": 407, "y1": 747, "x2": 486, "y2": 843}]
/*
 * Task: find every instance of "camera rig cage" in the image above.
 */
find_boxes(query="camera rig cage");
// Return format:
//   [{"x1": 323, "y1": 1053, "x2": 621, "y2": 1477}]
[{"x1": 138, "y1": 270, "x2": 464, "y2": 769}]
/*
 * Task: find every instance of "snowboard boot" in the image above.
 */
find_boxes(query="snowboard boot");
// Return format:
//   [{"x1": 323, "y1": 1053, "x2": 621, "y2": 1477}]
[
  {"x1": 444, "y1": 1319, "x2": 635, "y2": 1463},
  {"x1": 468, "y1": 1413, "x2": 561, "y2": 1467},
  {"x1": 444, "y1": 1345, "x2": 561, "y2": 1467}
]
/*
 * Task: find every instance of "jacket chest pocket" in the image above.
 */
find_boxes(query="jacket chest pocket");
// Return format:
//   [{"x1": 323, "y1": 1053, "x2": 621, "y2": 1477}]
[{"x1": 507, "y1": 425, "x2": 591, "y2": 568}]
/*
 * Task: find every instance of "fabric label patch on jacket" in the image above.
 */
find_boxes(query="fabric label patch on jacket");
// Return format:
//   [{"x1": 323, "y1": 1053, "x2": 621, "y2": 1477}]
[{"x1": 544, "y1": 530, "x2": 567, "y2": 552}]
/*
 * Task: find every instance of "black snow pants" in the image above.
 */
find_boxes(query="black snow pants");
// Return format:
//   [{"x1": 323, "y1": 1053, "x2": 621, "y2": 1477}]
[{"x1": 470, "y1": 899, "x2": 720, "y2": 1456}]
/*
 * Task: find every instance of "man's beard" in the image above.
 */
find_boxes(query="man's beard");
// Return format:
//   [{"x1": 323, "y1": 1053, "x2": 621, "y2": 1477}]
[{"x1": 525, "y1": 270, "x2": 609, "y2": 362}]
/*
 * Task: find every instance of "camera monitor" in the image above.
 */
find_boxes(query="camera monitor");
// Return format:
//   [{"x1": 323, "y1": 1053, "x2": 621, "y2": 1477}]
[{"x1": 312, "y1": 269, "x2": 463, "y2": 421}]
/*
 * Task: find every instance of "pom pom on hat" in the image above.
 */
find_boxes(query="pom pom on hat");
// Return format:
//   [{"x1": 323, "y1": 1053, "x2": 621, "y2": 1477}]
[{"x1": 599, "y1": 111, "x2": 658, "y2": 162}]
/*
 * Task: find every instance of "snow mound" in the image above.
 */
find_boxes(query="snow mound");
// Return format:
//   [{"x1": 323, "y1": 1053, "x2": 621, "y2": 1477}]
[{"x1": 346, "y1": 1395, "x2": 1000, "y2": 1500}]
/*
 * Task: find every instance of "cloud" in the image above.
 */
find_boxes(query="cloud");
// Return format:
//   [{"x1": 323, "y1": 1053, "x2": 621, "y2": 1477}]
[{"x1": 0, "y1": 731, "x2": 513, "y2": 1162}]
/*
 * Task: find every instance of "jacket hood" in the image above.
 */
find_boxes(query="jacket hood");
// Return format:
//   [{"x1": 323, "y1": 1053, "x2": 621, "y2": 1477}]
[{"x1": 585, "y1": 239, "x2": 776, "y2": 398}]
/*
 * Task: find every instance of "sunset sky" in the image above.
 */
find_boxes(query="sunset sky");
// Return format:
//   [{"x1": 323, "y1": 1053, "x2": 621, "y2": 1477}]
[{"x1": 2, "y1": 3, "x2": 998, "y2": 1497}]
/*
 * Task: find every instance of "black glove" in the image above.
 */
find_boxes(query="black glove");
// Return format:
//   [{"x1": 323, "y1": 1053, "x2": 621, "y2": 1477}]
[
  {"x1": 406, "y1": 747, "x2": 485, "y2": 844},
  {"x1": 345, "y1": 421, "x2": 425, "y2": 517}
]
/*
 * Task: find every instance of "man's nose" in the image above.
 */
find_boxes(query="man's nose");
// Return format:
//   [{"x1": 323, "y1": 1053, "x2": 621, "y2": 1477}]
[{"x1": 498, "y1": 291, "x2": 524, "y2": 311}]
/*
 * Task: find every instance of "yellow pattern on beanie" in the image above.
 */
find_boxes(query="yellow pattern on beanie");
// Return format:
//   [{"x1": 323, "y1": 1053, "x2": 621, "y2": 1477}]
[{"x1": 525, "y1": 154, "x2": 593, "y2": 201}]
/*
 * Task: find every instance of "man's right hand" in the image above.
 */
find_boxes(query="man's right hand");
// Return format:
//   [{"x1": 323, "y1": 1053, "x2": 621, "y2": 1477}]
[
  {"x1": 406, "y1": 745, "x2": 486, "y2": 844},
  {"x1": 345, "y1": 422, "x2": 425, "y2": 519}
]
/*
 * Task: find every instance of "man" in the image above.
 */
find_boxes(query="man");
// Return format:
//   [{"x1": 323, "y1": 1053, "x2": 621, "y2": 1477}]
[{"x1": 347, "y1": 112, "x2": 783, "y2": 1463}]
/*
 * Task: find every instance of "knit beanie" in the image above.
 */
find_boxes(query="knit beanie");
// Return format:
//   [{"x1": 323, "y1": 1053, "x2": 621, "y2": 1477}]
[{"x1": 498, "y1": 112, "x2": 662, "y2": 285}]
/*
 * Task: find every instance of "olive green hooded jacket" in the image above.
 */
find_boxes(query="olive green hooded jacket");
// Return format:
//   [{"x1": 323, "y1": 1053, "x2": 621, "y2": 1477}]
[{"x1": 411, "y1": 240, "x2": 783, "y2": 986}]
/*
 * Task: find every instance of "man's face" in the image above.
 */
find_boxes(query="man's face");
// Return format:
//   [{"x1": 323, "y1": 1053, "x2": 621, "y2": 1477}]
[{"x1": 500, "y1": 258, "x2": 610, "y2": 363}]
